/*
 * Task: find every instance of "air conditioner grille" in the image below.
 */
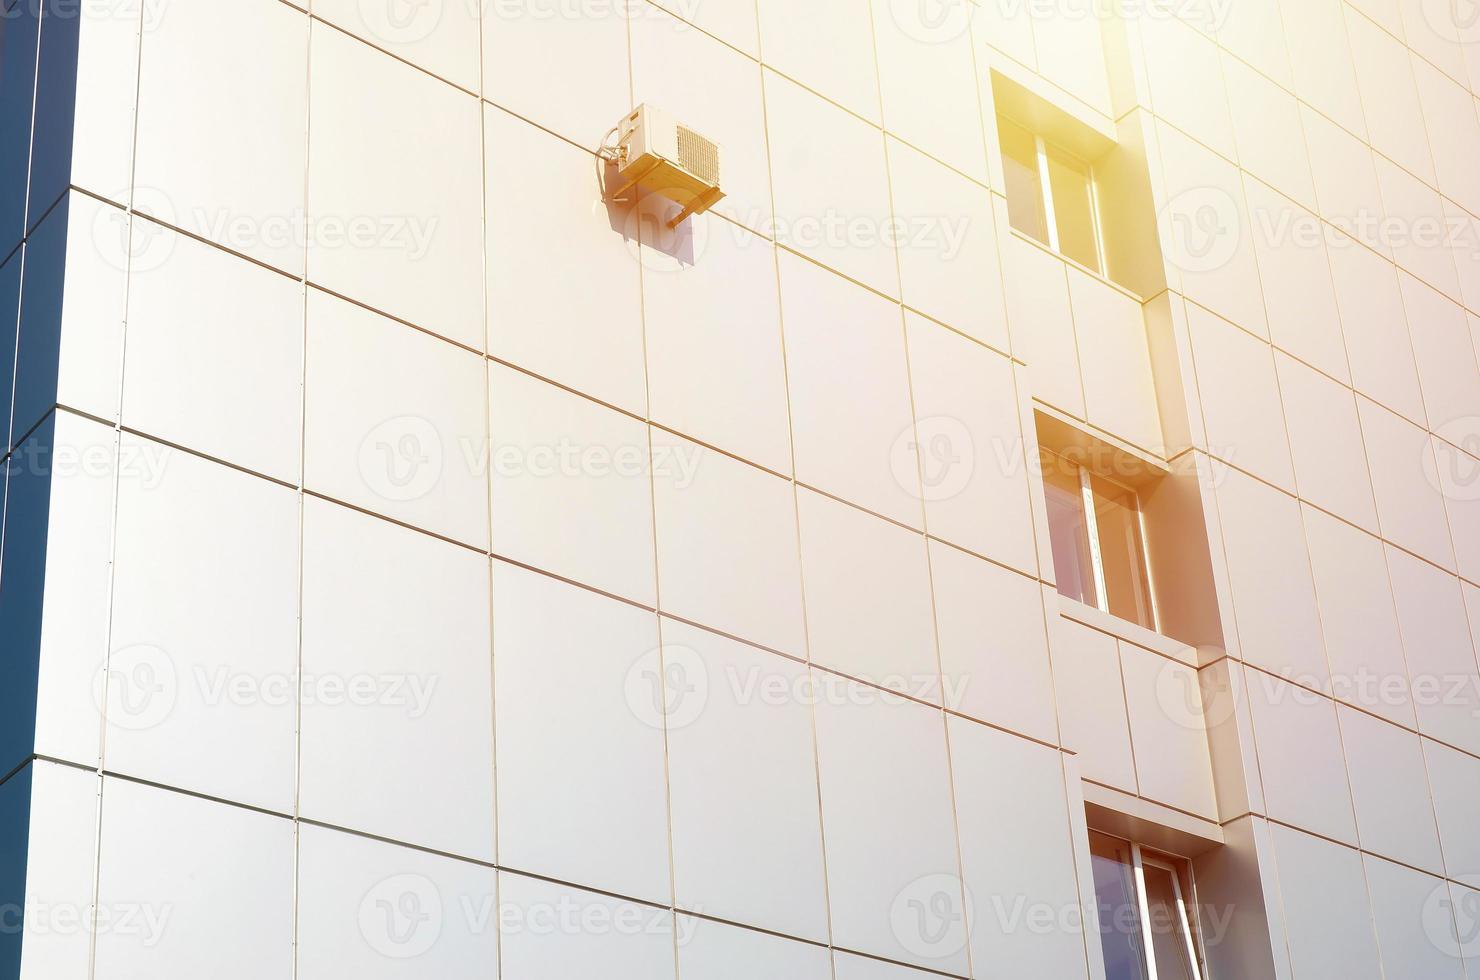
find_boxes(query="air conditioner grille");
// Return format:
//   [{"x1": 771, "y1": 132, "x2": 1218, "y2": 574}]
[{"x1": 676, "y1": 125, "x2": 720, "y2": 186}]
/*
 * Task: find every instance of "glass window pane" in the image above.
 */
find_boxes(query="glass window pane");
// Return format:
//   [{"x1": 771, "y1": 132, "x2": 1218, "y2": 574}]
[
  {"x1": 1041, "y1": 450, "x2": 1097, "y2": 608},
  {"x1": 1143, "y1": 864, "x2": 1199, "y2": 980},
  {"x1": 1091, "y1": 475, "x2": 1155, "y2": 629},
  {"x1": 999, "y1": 115, "x2": 1049, "y2": 245},
  {"x1": 1047, "y1": 144, "x2": 1102, "y2": 272},
  {"x1": 1089, "y1": 832, "x2": 1151, "y2": 980}
]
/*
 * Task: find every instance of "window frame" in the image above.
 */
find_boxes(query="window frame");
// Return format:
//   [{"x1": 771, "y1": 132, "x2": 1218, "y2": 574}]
[
  {"x1": 999, "y1": 113, "x2": 1109, "y2": 276},
  {"x1": 1091, "y1": 831, "x2": 1206, "y2": 980},
  {"x1": 1042, "y1": 449, "x2": 1161, "y2": 632},
  {"x1": 1131, "y1": 845, "x2": 1204, "y2": 980}
]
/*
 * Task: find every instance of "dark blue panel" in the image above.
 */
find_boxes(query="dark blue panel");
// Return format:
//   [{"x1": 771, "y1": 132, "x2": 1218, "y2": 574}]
[
  {"x1": 10, "y1": 194, "x2": 63, "y2": 444},
  {"x1": 0, "y1": 250, "x2": 18, "y2": 452},
  {"x1": 0, "y1": 763, "x2": 35, "y2": 980},
  {"x1": 0, "y1": 415, "x2": 55, "y2": 778},
  {"x1": 0, "y1": 0, "x2": 42, "y2": 258},
  {"x1": 24, "y1": 0, "x2": 78, "y2": 232}
]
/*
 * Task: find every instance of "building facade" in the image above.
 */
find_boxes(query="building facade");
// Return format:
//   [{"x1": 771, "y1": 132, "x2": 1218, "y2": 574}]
[{"x1": 2, "y1": 0, "x2": 1480, "y2": 977}]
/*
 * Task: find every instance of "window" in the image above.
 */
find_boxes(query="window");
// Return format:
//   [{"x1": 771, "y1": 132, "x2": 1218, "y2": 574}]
[
  {"x1": 1040, "y1": 449, "x2": 1157, "y2": 630},
  {"x1": 1090, "y1": 831, "x2": 1205, "y2": 980},
  {"x1": 998, "y1": 114, "x2": 1105, "y2": 274}
]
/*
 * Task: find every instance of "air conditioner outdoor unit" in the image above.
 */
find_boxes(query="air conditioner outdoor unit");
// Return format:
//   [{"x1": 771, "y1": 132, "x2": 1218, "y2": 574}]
[{"x1": 609, "y1": 104, "x2": 725, "y2": 228}]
